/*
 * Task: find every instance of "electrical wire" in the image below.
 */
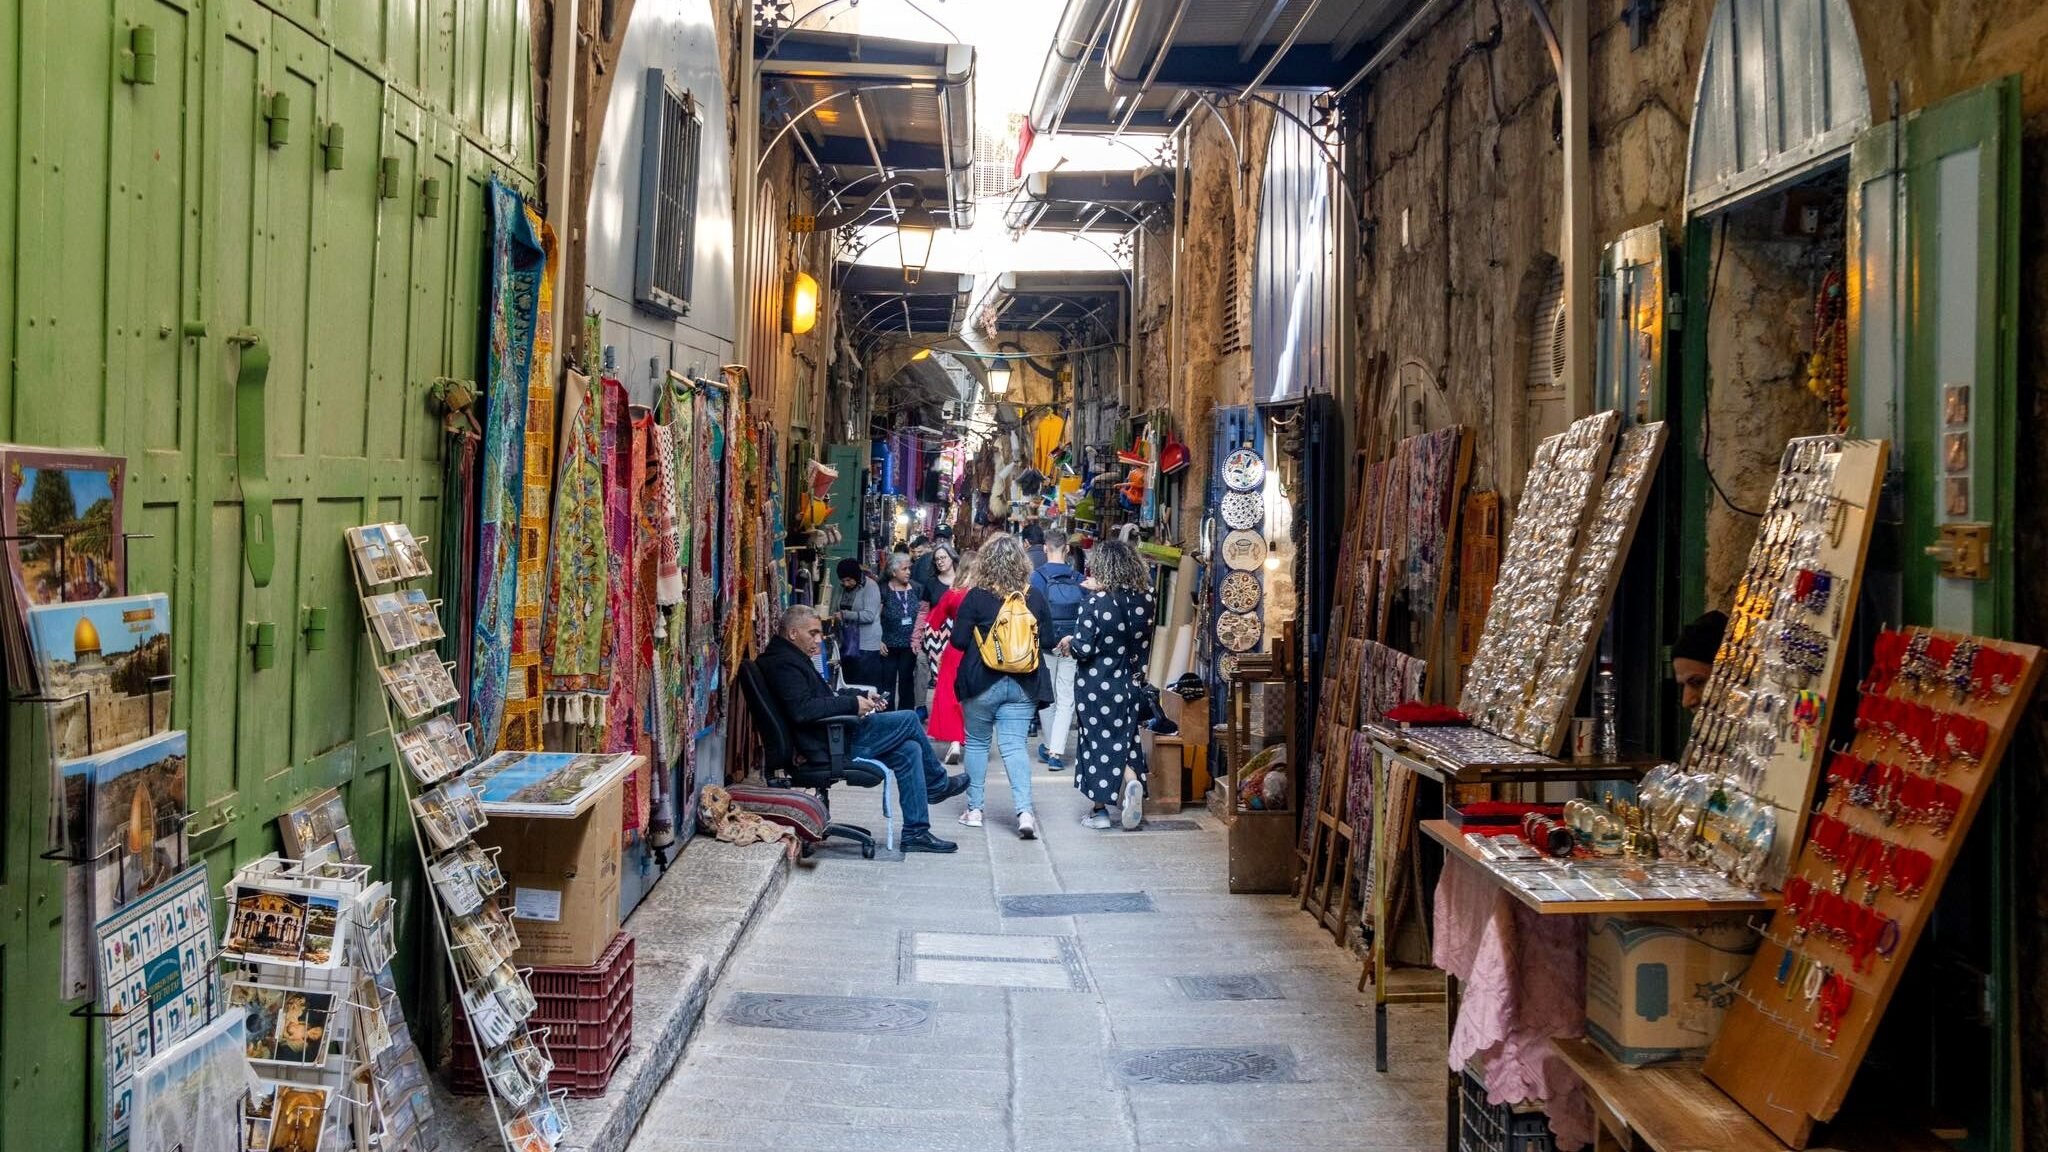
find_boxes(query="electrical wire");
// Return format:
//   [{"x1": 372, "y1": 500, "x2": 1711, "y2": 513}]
[{"x1": 1698, "y1": 216, "x2": 1765, "y2": 518}]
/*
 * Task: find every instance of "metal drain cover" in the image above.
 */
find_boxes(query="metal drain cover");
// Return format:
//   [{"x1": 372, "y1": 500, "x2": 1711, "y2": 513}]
[
  {"x1": 1136, "y1": 818, "x2": 1203, "y2": 832},
  {"x1": 999, "y1": 891, "x2": 1155, "y2": 917},
  {"x1": 723, "y1": 993, "x2": 933, "y2": 1034},
  {"x1": 1173, "y1": 975, "x2": 1283, "y2": 1001},
  {"x1": 1114, "y1": 1046, "x2": 1299, "y2": 1085}
]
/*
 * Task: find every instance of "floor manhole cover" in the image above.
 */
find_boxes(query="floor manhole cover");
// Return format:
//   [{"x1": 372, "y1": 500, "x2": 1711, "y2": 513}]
[
  {"x1": 1136, "y1": 818, "x2": 1203, "y2": 831},
  {"x1": 1173, "y1": 975, "x2": 1282, "y2": 1001},
  {"x1": 1114, "y1": 1046, "x2": 1298, "y2": 1085},
  {"x1": 723, "y1": 993, "x2": 933, "y2": 1034},
  {"x1": 999, "y1": 891, "x2": 1155, "y2": 917}
]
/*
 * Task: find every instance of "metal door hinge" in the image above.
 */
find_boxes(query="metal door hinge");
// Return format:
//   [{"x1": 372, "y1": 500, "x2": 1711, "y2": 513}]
[
  {"x1": 320, "y1": 123, "x2": 345, "y2": 171},
  {"x1": 379, "y1": 156, "x2": 401, "y2": 199},
  {"x1": 121, "y1": 25, "x2": 158, "y2": 85},
  {"x1": 300, "y1": 605, "x2": 328, "y2": 650},
  {"x1": 246, "y1": 620, "x2": 278, "y2": 669},
  {"x1": 418, "y1": 175, "x2": 442, "y2": 218},
  {"x1": 264, "y1": 91, "x2": 290, "y2": 148},
  {"x1": 1925, "y1": 522, "x2": 1992, "y2": 580}
]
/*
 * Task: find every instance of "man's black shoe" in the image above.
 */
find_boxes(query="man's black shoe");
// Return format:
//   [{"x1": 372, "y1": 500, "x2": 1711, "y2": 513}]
[
  {"x1": 928, "y1": 773, "x2": 970, "y2": 804},
  {"x1": 900, "y1": 830, "x2": 958, "y2": 853}
]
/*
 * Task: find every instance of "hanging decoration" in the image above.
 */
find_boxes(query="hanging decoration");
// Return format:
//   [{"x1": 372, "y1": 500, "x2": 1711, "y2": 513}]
[
  {"x1": 603, "y1": 407, "x2": 651, "y2": 754},
  {"x1": 1807, "y1": 267, "x2": 1848, "y2": 435},
  {"x1": 469, "y1": 180, "x2": 546, "y2": 753}
]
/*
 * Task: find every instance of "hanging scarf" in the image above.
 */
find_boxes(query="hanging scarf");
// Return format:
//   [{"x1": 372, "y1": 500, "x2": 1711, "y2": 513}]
[
  {"x1": 651, "y1": 404, "x2": 685, "y2": 607},
  {"x1": 689, "y1": 388, "x2": 720, "y2": 734},
  {"x1": 604, "y1": 409, "x2": 650, "y2": 753},
  {"x1": 498, "y1": 204, "x2": 558, "y2": 751},
  {"x1": 543, "y1": 370, "x2": 609, "y2": 721},
  {"x1": 469, "y1": 180, "x2": 545, "y2": 752}
]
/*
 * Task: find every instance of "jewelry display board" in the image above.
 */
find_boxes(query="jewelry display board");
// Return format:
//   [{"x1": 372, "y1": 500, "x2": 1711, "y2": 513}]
[
  {"x1": 1704, "y1": 630, "x2": 2041, "y2": 1148},
  {"x1": 348, "y1": 521, "x2": 565, "y2": 1152},
  {"x1": 1505, "y1": 422, "x2": 1667, "y2": 753},
  {"x1": 1459, "y1": 411, "x2": 1619, "y2": 734},
  {"x1": 1677, "y1": 437, "x2": 1887, "y2": 878}
]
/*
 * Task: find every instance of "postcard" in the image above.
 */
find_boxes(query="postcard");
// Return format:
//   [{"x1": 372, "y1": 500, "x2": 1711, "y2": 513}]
[
  {"x1": 80, "y1": 730, "x2": 189, "y2": 920},
  {"x1": 264, "y1": 1080, "x2": 330, "y2": 1152},
  {"x1": 385, "y1": 524, "x2": 432, "y2": 580},
  {"x1": 406, "y1": 651, "x2": 460, "y2": 708},
  {"x1": 429, "y1": 855, "x2": 485, "y2": 917},
  {"x1": 348, "y1": 524, "x2": 401, "y2": 586},
  {"x1": 243, "y1": 1080, "x2": 275, "y2": 1152},
  {"x1": 426, "y1": 715, "x2": 476, "y2": 776},
  {"x1": 228, "y1": 981, "x2": 335, "y2": 1067},
  {"x1": 355, "y1": 974, "x2": 393, "y2": 1060},
  {"x1": 377, "y1": 663, "x2": 433, "y2": 719},
  {"x1": 132, "y1": 1009, "x2": 255, "y2": 1152},
  {"x1": 401, "y1": 589, "x2": 445, "y2": 642},
  {"x1": 363, "y1": 592, "x2": 420, "y2": 654},
  {"x1": 410, "y1": 786, "x2": 468, "y2": 852},
  {"x1": 468, "y1": 751, "x2": 633, "y2": 818},
  {"x1": 2, "y1": 449, "x2": 126, "y2": 685},
  {"x1": 222, "y1": 885, "x2": 348, "y2": 969},
  {"x1": 30, "y1": 592, "x2": 173, "y2": 759},
  {"x1": 278, "y1": 788, "x2": 358, "y2": 865}
]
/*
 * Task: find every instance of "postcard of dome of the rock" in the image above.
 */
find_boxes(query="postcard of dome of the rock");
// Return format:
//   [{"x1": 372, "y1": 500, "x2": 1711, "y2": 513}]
[{"x1": 29, "y1": 592, "x2": 174, "y2": 759}]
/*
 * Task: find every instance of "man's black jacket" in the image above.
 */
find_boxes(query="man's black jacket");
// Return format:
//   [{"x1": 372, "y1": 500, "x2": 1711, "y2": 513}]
[{"x1": 758, "y1": 635, "x2": 860, "y2": 763}]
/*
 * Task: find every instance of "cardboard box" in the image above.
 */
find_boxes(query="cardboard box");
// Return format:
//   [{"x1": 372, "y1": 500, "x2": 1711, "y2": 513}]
[
  {"x1": 1585, "y1": 914, "x2": 1757, "y2": 1066},
  {"x1": 1140, "y1": 729, "x2": 1183, "y2": 815},
  {"x1": 476, "y1": 774, "x2": 623, "y2": 968}
]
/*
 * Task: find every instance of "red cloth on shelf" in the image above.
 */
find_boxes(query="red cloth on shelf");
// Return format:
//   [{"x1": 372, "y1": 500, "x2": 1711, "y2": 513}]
[{"x1": 1385, "y1": 701, "x2": 1470, "y2": 725}]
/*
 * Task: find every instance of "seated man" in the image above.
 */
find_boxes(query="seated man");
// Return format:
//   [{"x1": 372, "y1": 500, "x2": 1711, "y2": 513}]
[{"x1": 758, "y1": 605, "x2": 967, "y2": 854}]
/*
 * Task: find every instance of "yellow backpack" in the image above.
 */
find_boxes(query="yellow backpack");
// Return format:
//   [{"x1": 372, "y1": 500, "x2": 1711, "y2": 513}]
[{"x1": 975, "y1": 592, "x2": 1040, "y2": 674}]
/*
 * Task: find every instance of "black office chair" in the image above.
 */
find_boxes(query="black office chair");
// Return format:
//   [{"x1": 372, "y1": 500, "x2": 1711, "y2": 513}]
[{"x1": 737, "y1": 659, "x2": 892, "y2": 859}]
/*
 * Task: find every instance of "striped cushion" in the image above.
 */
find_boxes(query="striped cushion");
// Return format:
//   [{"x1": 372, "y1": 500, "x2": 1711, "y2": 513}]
[{"x1": 722, "y1": 785, "x2": 830, "y2": 843}]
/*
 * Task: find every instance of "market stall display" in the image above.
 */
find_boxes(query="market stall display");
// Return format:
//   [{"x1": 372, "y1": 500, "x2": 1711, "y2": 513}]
[{"x1": 1704, "y1": 628, "x2": 2041, "y2": 1146}]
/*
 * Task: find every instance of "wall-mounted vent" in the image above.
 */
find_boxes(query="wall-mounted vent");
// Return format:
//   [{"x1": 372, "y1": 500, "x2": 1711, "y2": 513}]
[
  {"x1": 635, "y1": 69, "x2": 702, "y2": 318},
  {"x1": 1527, "y1": 262, "x2": 1565, "y2": 391}
]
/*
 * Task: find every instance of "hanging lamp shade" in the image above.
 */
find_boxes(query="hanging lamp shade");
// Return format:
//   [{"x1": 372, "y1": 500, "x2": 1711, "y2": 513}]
[
  {"x1": 783, "y1": 271, "x2": 819, "y2": 335},
  {"x1": 897, "y1": 224, "x2": 935, "y2": 284}
]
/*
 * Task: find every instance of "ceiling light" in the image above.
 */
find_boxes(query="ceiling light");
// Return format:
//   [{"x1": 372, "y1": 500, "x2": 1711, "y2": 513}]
[
  {"x1": 987, "y1": 364, "x2": 1012, "y2": 395},
  {"x1": 897, "y1": 224, "x2": 935, "y2": 285},
  {"x1": 783, "y1": 271, "x2": 819, "y2": 335}
]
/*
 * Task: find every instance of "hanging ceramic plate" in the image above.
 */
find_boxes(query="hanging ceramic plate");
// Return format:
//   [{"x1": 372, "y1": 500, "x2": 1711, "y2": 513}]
[
  {"x1": 1219, "y1": 571, "x2": 1261, "y2": 614},
  {"x1": 1222, "y1": 448, "x2": 1266, "y2": 492},
  {"x1": 1221, "y1": 530, "x2": 1267, "y2": 571},
  {"x1": 1217, "y1": 654, "x2": 1239, "y2": 680},
  {"x1": 1220, "y1": 490, "x2": 1262, "y2": 530},
  {"x1": 1216, "y1": 610, "x2": 1263, "y2": 653}
]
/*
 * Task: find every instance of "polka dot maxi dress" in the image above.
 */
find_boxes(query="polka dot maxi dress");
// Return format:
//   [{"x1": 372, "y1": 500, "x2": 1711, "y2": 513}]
[{"x1": 1070, "y1": 588, "x2": 1153, "y2": 806}]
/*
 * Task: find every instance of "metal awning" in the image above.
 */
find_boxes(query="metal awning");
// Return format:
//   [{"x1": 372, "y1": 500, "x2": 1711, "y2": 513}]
[
  {"x1": 838, "y1": 265, "x2": 976, "y2": 349},
  {"x1": 760, "y1": 28, "x2": 977, "y2": 229},
  {"x1": 983, "y1": 270, "x2": 1128, "y2": 341},
  {"x1": 1002, "y1": 167, "x2": 1174, "y2": 236},
  {"x1": 1032, "y1": 0, "x2": 1433, "y2": 136}
]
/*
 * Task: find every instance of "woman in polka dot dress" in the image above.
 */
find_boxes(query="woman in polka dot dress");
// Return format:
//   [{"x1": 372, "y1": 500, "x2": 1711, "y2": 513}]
[{"x1": 1061, "y1": 539, "x2": 1154, "y2": 830}]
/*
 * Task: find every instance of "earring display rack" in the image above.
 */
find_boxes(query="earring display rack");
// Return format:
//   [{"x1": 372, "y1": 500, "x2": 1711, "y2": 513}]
[
  {"x1": 347, "y1": 521, "x2": 566, "y2": 1152},
  {"x1": 1704, "y1": 629, "x2": 2041, "y2": 1147}
]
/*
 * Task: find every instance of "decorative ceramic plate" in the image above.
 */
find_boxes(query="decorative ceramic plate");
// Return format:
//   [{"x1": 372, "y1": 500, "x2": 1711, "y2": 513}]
[
  {"x1": 1220, "y1": 490, "x2": 1262, "y2": 529},
  {"x1": 1221, "y1": 530, "x2": 1267, "y2": 571},
  {"x1": 1216, "y1": 654, "x2": 1239, "y2": 680},
  {"x1": 1219, "y1": 571, "x2": 1261, "y2": 614},
  {"x1": 1216, "y1": 610, "x2": 1263, "y2": 653},
  {"x1": 1222, "y1": 448, "x2": 1266, "y2": 493}
]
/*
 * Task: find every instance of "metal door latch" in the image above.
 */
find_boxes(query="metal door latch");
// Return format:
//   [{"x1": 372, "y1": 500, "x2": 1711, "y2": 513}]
[{"x1": 1924, "y1": 522, "x2": 1992, "y2": 580}]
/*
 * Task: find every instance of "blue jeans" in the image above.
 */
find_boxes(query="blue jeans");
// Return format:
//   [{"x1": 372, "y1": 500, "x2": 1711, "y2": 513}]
[
  {"x1": 961, "y1": 678, "x2": 1037, "y2": 814},
  {"x1": 847, "y1": 710, "x2": 948, "y2": 836}
]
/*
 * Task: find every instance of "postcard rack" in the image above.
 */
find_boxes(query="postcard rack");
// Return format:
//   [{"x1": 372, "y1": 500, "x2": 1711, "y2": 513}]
[{"x1": 347, "y1": 521, "x2": 567, "y2": 1152}]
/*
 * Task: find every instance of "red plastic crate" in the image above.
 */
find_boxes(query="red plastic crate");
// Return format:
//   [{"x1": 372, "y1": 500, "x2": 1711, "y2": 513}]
[
  {"x1": 527, "y1": 932, "x2": 633, "y2": 1003},
  {"x1": 452, "y1": 1004, "x2": 632, "y2": 1098}
]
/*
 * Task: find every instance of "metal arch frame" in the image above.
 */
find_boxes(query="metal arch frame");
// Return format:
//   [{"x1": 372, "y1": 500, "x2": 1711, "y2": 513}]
[
  {"x1": 756, "y1": 83, "x2": 932, "y2": 180},
  {"x1": 1114, "y1": 0, "x2": 1193, "y2": 138}
]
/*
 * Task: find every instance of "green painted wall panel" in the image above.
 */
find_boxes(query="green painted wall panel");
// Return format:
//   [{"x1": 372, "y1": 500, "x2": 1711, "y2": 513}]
[{"x1": 1, "y1": 0, "x2": 537, "y2": 1141}]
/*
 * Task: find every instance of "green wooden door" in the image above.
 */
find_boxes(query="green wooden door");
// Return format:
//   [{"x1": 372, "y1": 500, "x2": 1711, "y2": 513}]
[
  {"x1": 1845, "y1": 76, "x2": 2021, "y2": 1150},
  {"x1": 0, "y1": 0, "x2": 537, "y2": 1144}
]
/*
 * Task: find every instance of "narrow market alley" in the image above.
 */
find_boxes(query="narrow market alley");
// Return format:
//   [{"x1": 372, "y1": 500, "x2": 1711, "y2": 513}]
[{"x1": 629, "y1": 748, "x2": 1446, "y2": 1152}]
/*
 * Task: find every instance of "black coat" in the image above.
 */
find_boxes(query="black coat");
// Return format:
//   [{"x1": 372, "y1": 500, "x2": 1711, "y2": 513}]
[
  {"x1": 949, "y1": 587, "x2": 1055, "y2": 705},
  {"x1": 757, "y1": 635, "x2": 860, "y2": 762}
]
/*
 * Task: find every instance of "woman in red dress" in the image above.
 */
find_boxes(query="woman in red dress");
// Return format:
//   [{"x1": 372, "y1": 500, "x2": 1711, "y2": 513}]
[{"x1": 923, "y1": 551, "x2": 975, "y2": 762}]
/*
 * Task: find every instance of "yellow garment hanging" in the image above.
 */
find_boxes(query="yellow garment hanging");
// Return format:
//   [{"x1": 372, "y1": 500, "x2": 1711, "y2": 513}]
[{"x1": 1031, "y1": 413, "x2": 1066, "y2": 474}]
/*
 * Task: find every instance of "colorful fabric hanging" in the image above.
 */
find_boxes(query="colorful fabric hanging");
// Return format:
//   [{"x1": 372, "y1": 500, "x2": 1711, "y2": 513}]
[
  {"x1": 470, "y1": 180, "x2": 546, "y2": 752},
  {"x1": 688, "y1": 387, "x2": 721, "y2": 734},
  {"x1": 604, "y1": 407, "x2": 650, "y2": 753},
  {"x1": 651, "y1": 404, "x2": 685, "y2": 608},
  {"x1": 543, "y1": 370, "x2": 610, "y2": 721},
  {"x1": 499, "y1": 205, "x2": 558, "y2": 751}
]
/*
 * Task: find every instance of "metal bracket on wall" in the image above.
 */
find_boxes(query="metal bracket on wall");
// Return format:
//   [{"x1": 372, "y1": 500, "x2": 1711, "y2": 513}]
[
  {"x1": 229, "y1": 329, "x2": 275, "y2": 588},
  {"x1": 1926, "y1": 522, "x2": 1992, "y2": 581}
]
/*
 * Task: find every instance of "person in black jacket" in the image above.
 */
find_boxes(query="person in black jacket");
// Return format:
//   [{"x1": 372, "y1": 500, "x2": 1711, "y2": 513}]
[
  {"x1": 949, "y1": 534, "x2": 1053, "y2": 840},
  {"x1": 757, "y1": 606, "x2": 967, "y2": 853}
]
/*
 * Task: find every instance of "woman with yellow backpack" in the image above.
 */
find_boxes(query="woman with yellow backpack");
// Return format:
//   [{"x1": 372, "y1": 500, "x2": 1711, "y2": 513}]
[{"x1": 947, "y1": 533, "x2": 1055, "y2": 838}]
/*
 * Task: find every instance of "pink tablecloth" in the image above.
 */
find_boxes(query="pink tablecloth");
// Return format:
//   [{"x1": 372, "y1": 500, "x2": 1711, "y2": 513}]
[{"x1": 1432, "y1": 856, "x2": 1595, "y2": 1149}]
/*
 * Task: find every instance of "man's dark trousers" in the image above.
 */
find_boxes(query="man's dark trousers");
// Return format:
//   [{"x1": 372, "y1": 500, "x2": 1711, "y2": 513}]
[{"x1": 848, "y1": 710, "x2": 946, "y2": 836}]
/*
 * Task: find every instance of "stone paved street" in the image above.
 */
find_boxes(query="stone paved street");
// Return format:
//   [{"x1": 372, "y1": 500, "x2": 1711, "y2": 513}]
[{"x1": 627, "y1": 746, "x2": 1447, "y2": 1151}]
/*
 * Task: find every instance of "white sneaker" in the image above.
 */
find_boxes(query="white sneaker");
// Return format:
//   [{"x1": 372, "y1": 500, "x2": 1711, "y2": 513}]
[
  {"x1": 958, "y1": 808, "x2": 983, "y2": 828},
  {"x1": 1017, "y1": 811, "x2": 1038, "y2": 840},
  {"x1": 1080, "y1": 810, "x2": 1113, "y2": 830},
  {"x1": 1120, "y1": 780, "x2": 1145, "y2": 829}
]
